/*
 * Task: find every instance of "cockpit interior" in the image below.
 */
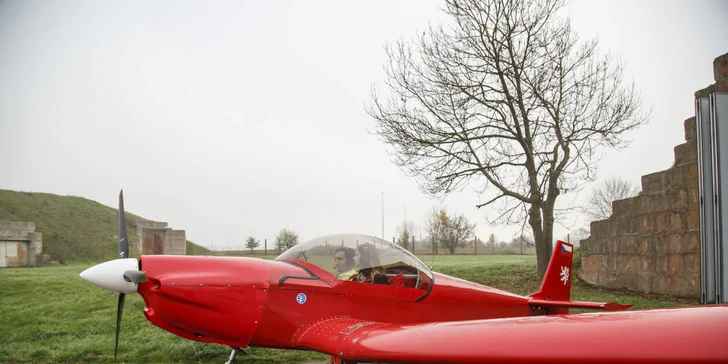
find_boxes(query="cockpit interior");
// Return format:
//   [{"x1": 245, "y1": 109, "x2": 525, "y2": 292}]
[{"x1": 276, "y1": 234, "x2": 434, "y2": 291}]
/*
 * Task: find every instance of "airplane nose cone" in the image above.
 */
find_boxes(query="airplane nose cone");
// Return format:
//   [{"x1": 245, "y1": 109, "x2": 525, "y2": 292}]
[{"x1": 80, "y1": 258, "x2": 140, "y2": 294}]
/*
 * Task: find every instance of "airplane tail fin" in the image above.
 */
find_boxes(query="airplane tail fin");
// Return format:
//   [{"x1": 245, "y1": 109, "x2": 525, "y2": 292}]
[
  {"x1": 528, "y1": 240, "x2": 632, "y2": 314},
  {"x1": 529, "y1": 240, "x2": 573, "y2": 303}
]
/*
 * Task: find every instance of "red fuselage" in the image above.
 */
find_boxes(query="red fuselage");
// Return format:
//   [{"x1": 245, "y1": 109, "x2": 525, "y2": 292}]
[{"x1": 136, "y1": 255, "x2": 531, "y2": 349}]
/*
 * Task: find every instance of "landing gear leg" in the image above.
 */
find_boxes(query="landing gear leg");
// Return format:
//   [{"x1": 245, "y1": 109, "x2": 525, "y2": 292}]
[
  {"x1": 329, "y1": 355, "x2": 353, "y2": 364},
  {"x1": 224, "y1": 347, "x2": 246, "y2": 364}
]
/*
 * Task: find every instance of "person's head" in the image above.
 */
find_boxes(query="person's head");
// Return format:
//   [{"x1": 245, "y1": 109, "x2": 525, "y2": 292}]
[
  {"x1": 333, "y1": 247, "x2": 355, "y2": 273},
  {"x1": 354, "y1": 243, "x2": 381, "y2": 269}
]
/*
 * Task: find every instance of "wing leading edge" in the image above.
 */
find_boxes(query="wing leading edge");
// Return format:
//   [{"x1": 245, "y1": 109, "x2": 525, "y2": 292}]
[{"x1": 296, "y1": 305, "x2": 728, "y2": 364}]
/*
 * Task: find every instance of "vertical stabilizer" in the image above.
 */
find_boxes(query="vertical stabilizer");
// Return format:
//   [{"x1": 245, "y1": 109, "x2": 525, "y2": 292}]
[{"x1": 528, "y1": 240, "x2": 574, "y2": 314}]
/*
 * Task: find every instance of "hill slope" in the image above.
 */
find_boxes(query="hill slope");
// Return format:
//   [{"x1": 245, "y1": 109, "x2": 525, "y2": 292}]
[{"x1": 0, "y1": 189, "x2": 211, "y2": 263}]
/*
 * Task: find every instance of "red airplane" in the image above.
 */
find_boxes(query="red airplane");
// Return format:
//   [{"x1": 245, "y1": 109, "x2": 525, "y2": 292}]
[{"x1": 80, "y1": 191, "x2": 728, "y2": 363}]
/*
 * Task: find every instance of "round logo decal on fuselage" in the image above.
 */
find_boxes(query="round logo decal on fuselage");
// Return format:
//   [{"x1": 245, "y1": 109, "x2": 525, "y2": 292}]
[{"x1": 296, "y1": 293, "x2": 307, "y2": 304}]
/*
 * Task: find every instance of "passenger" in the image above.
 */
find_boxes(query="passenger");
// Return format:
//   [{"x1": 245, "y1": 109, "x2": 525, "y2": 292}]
[
  {"x1": 333, "y1": 247, "x2": 357, "y2": 280},
  {"x1": 353, "y1": 243, "x2": 388, "y2": 284}
]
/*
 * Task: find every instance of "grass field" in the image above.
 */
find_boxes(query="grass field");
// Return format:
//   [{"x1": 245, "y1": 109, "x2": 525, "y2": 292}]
[{"x1": 0, "y1": 255, "x2": 698, "y2": 363}]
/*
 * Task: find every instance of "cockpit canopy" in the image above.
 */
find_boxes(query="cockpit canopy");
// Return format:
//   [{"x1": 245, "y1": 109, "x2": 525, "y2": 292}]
[{"x1": 276, "y1": 233, "x2": 433, "y2": 287}]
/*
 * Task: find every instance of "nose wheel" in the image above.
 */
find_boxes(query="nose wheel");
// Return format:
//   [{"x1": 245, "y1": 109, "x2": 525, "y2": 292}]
[{"x1": 224, "y1": 347, "x2": 246, "y2": 364}]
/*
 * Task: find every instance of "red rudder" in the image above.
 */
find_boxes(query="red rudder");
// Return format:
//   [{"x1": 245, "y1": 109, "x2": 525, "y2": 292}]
[{"x1": 528, "y1": 240, "x2": 574, "y2": 313}]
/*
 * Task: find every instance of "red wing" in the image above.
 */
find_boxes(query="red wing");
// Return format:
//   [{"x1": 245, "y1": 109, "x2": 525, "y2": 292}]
[
  {"x1": 293, "y1": 317, "x2": 389, "y2": 356},
  {"x1": 295, "y1": 305, "x2": 728, "y2": 364}
]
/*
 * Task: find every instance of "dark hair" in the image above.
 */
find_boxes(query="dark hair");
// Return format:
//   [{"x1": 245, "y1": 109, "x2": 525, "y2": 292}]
[
  {"x1": 356, "y1": 243, "x2": 385, "y2": 281},
  {"x1": 356, "y1": 243, "x2": 381, "y2": 268},
  {"x1": 335, "y1": 246, "x2": 355, "y2": 267}
]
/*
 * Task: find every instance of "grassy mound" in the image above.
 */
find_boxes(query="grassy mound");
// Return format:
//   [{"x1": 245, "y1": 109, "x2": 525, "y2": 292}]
[{"x1": 0, "y1": 189, "x2": 210, "y2": 263}]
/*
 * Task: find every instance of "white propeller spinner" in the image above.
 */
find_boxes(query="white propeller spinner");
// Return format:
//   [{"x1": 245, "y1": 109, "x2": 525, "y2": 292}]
[{"x1": 80, "y1": 258, "x2": 139, "y2": 294}]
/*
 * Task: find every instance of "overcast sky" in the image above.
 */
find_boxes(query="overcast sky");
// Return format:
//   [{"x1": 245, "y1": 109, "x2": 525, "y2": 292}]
[{"x1": 1, "y1": 0, "x2": 727, "y2": 249}]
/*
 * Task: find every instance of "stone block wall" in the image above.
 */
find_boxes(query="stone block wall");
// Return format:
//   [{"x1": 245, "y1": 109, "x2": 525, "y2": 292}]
[
  {"x1": 714, "y1": 53, "x2": 728, "y2": 82},
  {"x1": 580, "y1": 52, "x2": 728, "y2": 297},
  {"x1": 580, "y1": 119, "x2": 700, "y2": 297}
]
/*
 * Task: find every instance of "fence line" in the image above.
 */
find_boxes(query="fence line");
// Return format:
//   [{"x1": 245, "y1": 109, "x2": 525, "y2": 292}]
[{"x1": 204, "y1": 246, "x2": 537, "y2": 256}]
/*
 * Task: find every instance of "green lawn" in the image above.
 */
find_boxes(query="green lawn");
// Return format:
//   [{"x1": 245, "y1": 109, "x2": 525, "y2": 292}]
[
  {"x1": 0, "y1": 263, "x2": 328, "y2": 364},
  {"x1": 0, "y1": 256, "x2": 698, "y2": 363}
]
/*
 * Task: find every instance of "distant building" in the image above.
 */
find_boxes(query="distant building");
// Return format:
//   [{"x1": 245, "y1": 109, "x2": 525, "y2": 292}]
[
  {"x1": 134, "y1": 220, "x2": 186, "y2": 255},
  {"x1": 0, "y1": 221, "x2": 43, "y2": 267}
]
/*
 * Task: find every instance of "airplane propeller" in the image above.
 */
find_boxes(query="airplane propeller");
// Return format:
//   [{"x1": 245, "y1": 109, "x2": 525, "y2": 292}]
[
  {"x1": 79, "y1": 189, "x2": 147, "y2": 361},
  {"x1": 115, "y1": 189, "x2": 128, "y2": 360}
]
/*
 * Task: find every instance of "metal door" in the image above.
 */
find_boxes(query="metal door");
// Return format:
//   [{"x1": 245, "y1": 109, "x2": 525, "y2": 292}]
[{"x1": 143, "y1": 231, "x2": 165, "y2": 255}]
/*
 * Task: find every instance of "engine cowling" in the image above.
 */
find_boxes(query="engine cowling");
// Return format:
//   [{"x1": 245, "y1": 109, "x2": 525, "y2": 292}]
[{"x1": 137, "y1": 255, "x2": 270, "y2": 348}]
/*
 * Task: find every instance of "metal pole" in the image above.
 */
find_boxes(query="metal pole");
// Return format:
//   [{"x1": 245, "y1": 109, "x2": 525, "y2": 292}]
[
  {"x1": 520, "y1": 236, "x2": 524, "y2": 255},
  {"x1": 404, "y1": 204, "x2": 407, "y2": 250},
  {"x1": 381, "y1": 192, "x2": 384, "y2": 239}
]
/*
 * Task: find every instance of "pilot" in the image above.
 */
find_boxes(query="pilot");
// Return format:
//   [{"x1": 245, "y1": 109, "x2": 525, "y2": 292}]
[
  {"x1": 353, "y1": 243, "x2": 388, "y2": 284},
  {"x1": 333, "y1": 247, "x2": 357, "y2": 280}
]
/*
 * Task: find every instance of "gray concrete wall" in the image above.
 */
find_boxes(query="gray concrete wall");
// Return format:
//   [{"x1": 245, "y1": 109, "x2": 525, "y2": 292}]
[
  {"x1": 27, "y1": 232, "x2": 42, "y2": 266},
  {"x1": 0, "y1": 221, "x2": 42, "y2": 267},
  {"x1": 0, "y1": 221, "x2": 36, "y2": 238},
  {"x1": 165, "y1": 230, "x2": 187, "y2": 255}
]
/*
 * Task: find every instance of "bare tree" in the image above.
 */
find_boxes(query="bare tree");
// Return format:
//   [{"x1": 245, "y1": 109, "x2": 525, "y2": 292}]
[
  {"x1": 245, "y1": 236, "x2": 260, "y2": 253},
  {"x1": 395, "y1": 221, "x2": 418, "y2": 250},
  {"x1": 275, "y1": 229, "x2": 299, "y2": 251},
  {"x1": 487, "y1": 233, "x2": 497, "y2": 254},
  {"x1": 562, "y1": 226, "x2": 590, "y2": 246},
  {"x1": 367, "y1": 0, "x2": 647, "y2": 277},
  {"x1": 585, "y1": 176, "x2": 639, "y2": 221},
  {"x1": 509, "y1": 234, "x2": 533, "y2": 254},
  {"x1": 425, "y1": 207, "x2": 445, "y2": 254},
  {"x1": 427, "y1": 207, "x2": 476, "y2": 254}
]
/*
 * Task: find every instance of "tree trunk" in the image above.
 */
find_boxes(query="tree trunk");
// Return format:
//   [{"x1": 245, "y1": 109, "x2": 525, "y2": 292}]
[
  {"x1": 539, "y1": 187, "x2": 559, "y2": 276},
  {"x1": 529, "y1": 203, "x2": 549, "y2": 278},
  {"x1": 540, "y1": 211, "x2": 554, "y2": 277}
]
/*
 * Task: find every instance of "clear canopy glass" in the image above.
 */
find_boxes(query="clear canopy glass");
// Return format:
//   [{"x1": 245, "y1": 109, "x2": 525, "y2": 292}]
[{"x1": 276, "y1": 233, "x2": 433, "y2": 287}]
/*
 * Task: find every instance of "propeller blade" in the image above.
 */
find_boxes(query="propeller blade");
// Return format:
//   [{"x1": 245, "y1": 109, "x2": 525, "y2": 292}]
[
  {"x1": 118, "y1": 190, "x2": 128, "y2": 259},
  {"x1": 115, "y1": 293, "x2": 125, "y2": 360},
  {"x1": 116, "y1": 189, "x2": 129, "y2": 361}
]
